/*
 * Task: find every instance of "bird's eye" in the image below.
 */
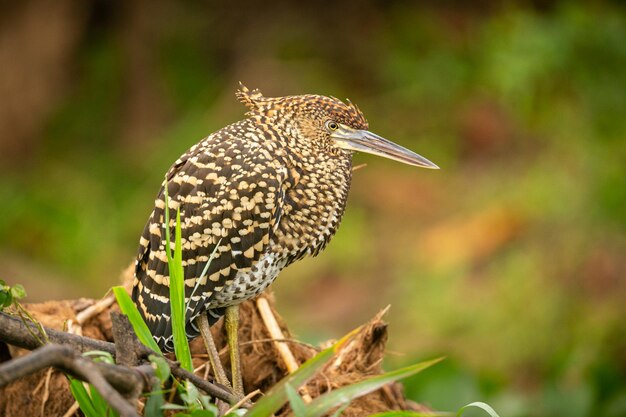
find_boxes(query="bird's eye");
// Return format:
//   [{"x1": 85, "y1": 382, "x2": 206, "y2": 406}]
[{"x1": 326, "y1": 121, "x2": 339, "y2": 131}]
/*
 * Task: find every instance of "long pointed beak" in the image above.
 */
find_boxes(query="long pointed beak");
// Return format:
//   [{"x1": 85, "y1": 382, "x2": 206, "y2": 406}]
[{"x1": 331, "y1": 126, "x2": 439, "y2": 169}]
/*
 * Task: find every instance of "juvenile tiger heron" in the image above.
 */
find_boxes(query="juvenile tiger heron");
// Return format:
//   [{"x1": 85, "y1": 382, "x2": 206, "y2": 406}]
[{"x1": 132, "y1": 85, "x2": 438, "y2": 398}]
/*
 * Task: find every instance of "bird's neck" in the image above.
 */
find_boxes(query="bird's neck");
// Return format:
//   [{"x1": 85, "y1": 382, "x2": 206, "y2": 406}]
[{"x1": 271, "y1": 140, "x2": 353, "y2": 264}]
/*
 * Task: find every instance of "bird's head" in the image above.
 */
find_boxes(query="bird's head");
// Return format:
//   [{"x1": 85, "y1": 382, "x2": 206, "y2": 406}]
[{"x1": 237, "y1": 84, "x2": 438, "y2": 169}]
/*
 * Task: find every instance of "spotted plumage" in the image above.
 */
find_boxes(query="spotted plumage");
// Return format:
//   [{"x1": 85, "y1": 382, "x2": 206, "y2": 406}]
[{"x1": 132, "y1": 85, "x2": 371, "y2": 351}]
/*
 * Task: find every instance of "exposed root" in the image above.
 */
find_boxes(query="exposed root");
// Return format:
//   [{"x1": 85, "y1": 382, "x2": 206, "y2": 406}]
[
  {"x1": 40, "y1": 367, "x2": 53, "y2": 417},
  {"x1": 61, "y1": 401, "x2": 79, "y2": 417}
]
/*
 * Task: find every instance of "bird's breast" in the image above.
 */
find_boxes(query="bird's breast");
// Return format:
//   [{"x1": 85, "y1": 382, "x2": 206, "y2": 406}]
[
  {"x1": 207, "y1": 251, "x2": 288, "y2": 307},
  {"x1": 273, "y1": 153, "x2": 353, "y2": 263}
]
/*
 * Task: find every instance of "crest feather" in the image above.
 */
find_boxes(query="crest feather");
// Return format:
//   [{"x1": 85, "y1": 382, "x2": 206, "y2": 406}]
[{"x1": 236, "y1": 82, "x2": 265, "y2": 115}]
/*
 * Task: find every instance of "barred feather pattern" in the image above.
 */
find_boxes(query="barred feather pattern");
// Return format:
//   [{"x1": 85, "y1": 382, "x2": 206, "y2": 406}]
[{"x1": 132, "y1": 85, "x2": 367, "y2": 351}]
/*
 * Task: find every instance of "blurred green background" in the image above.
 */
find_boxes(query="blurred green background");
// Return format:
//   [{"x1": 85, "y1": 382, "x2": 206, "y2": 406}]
[{"x1": 1, "y1": 1, "x2": 625, "y2": 416}]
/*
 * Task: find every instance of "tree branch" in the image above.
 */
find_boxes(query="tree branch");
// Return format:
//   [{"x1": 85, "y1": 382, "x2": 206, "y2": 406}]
[
  {"x1": 0, "y1": 344, "x2": 142, "y2": 417},
  {"x1": 0, "y1": 311, "x2": 116, "y2": 354},
  {"x1": 0, "y1": 311, "x2": 238, "y2": 404}
]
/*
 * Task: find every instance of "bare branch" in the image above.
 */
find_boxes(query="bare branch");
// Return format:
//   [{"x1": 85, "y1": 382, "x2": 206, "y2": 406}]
[
  {"x1": 111, "y1": 312, "x2": 140, "y2": 367},
  {"x1": 0, "y1": 344, "x2": 141, "y2": 417},
  {"x1": 0, "y1": 311, "x2": 116, "y2": 355},
  {"x1": 0, "y1": 311, "x2": 238, "y2": 403},
  {"x1": 169, "y1": 361, "x2": 240, "y2": 405},
  {"x1": 76, "y1": 295, "x2": 115, "y2": 325}
]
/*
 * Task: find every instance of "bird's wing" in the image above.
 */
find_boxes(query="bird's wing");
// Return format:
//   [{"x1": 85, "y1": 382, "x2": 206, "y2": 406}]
[{"x1": 132, "y1": 133, "x2": 285, "y2": 351}]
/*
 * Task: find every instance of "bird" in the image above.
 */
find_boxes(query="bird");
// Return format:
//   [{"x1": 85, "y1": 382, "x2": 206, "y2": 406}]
[{"x1": 131, "y1": 84, "x2": 438, "y2": 398}]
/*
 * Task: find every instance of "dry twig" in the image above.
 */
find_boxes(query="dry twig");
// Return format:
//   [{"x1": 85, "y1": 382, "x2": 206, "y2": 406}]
[
  {"x1": 0, "y1": 344, "x2": 142, "y2": 417},
  {"x1": 256, "y1": 296, "x2": 313, "y2": 403},
  {"x1": 0, "y1": 311, "x2": 238, "y2": 404}
]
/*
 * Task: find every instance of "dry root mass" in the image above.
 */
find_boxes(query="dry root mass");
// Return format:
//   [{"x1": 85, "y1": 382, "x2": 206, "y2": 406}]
[{"x1": 0, "y1": 285, "x2": 429, "y2": 416}]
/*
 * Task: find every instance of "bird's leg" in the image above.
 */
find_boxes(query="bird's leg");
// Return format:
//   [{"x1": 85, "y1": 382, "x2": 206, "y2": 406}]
[
  {"x1": 224, "y1": 305, "x2": 244, "y2": 398},
  {"x1": 196, "y1": 313, "x2": 231, "y2": 390}
]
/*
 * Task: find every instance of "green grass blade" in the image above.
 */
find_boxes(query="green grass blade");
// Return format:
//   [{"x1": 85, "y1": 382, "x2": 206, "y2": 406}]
[
  {"x1": 164, "y1": 183, "x2": 193, "y2": 372},
  {"x1": 171, "y1": 208, "x2": 193, "y2": 372},
  {"x1": 456, "y1": 402, "x2": 500, "y2": 417},
  {"x1": 112, "y1": 286, "x2": 162, "y2": 354},
  {"x1": 88, "y1": 383, "x2": 107, "y2": 414},
  {"x1": 89, "y1": 383, "x2": 119, "y2": 417},
  {"x1": 188, "y1": 238, "x2": 221, "y2": 309},
  {"x1": 68, "y1": 378, "x2": 102, "y2": 417},
  {"x1": 303, "y1": 357, "x2": 444, "y2": 417},
  {"x1": 246, "y1": 328, "x2": 359, "y2": 417},
  {"x1": 144, "y1": 379, "x2": 165, "y2": 417},
  {"x1": 286, "y1": 383, "x2": 307, "y2": 416}
]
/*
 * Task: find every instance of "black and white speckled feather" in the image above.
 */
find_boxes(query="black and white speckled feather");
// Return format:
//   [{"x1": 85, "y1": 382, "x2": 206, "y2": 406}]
[{"x1": 132, "y1": 85, "x2": 367, "y2": 351}]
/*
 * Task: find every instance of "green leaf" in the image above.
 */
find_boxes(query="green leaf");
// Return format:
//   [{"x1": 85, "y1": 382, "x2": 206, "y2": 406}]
[
  {"x1": 180, "y1": 379, "x2": 202, "y2": 409},
  {"x1": 83, "y1": 350, "x2": 115, "y2": 364},
  {"x1": 168, "y1": 207, "x2": 193, "y2": 372},
  {"x1": 188, "y1": 238, "x2": 221, "y2": 309},
  {"x1": 149, "y1": 354, "x2": 171, "y2": 383},
  {"x1": 89, "y1": 383, "x2": 117, "y2": 417},
  {"x1": 69, "y1": 378, "x2": 102, "y2": 417},
  {"x1": 456, "y1": 402, "x2": 500, "y2": 417},
  {"x1": 0, "y1": 290, "x2": 10, "y2": 309},
  {"x1": 10, "y1": 284, "x2": 26, "y2": 300},
  {"x1": 286, "y1": 383, "x2": 307, "y2": 416},
  {"x1": 69, "y1": 378, "x2": 119, "y2": 417},
  {"x1": 188, "y1": 410, "x2": 219, "y2": 417},
  {"x1": 112, "y1": 286, "x2": 162, "y2": 354},
  {"x1": 178, "y1": 380, "x2": 215, "y2": 412},
  {"x1": 197, "y1": 393, "x2": 218, "y2": 413},
  {"x1": 172, "y1": 412, "x2": 218, "y2": 417},
  {"x1": 144, "y1": 379, "x2": 165, "y2": 417},
  {"x1": 246, "y1": 328, "x2": 358, "y2": 417},
  {"x1": 303, "y1": 357, "x2": 444, "y2": 417}
]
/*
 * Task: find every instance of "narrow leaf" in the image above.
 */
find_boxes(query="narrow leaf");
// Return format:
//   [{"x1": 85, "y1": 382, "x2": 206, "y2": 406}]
[
  {"x1": 286, "y1": 383, "x2": 307, "y2": 416},
  {"x1": 456, "y1": 402, "x2": 500, "y2": 417},
  {"x1": 168, "y1": 207, "x2": 193, "y2": 372},
  {"x1": 89, "y1": 383, "x2": 115, "y2": 416},
  {"x1": 112, "y1": 286, "x2": 162, "y2": 354},
  {"x1": 68, "y1": 378, "x2": 101, "y2": 417},
  {"x1": 304, "y1": 357, "x2": 444, "y2": 417},
  {"x1": 144, "y1": 379, "x2": 165, "y2": 417},
  {"x1": 189, "y1": 410, "x2": 220, "y2": 417},
  {"x1": 246, "y1": 328, "x2": 359, "y2": 417},
  {"x1": 188, "y1": 238, "x2": 221, "y2": 313}
]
